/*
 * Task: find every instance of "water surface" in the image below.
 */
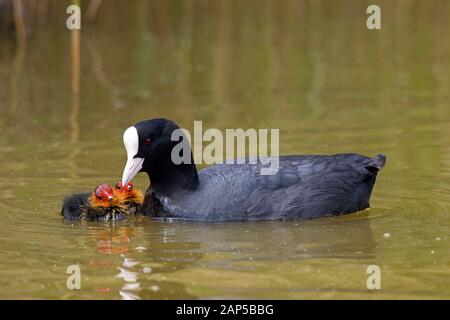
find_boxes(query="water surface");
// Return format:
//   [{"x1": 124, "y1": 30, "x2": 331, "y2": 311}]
[{"x1": 0, "y1": 0, "x2": 449, "y2": 299}]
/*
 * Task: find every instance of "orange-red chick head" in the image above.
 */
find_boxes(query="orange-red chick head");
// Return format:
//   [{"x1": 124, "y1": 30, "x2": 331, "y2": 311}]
[
  {"x1": 90, "y1": 184, "x2": 122, "y2": 209},
  {"x1": 115, "y1": 181, "x2": 144, "y2": 204}
]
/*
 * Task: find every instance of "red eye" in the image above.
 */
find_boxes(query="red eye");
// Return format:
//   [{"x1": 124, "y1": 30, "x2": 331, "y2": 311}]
[
  {"x1": 126, "y1": 182, "x2": 133, "y2": 191},
  {"x1": 115, "y1": 182, "x2": 123, "y2": 189},
  {"x1": 143, "y1": 138, "x2": 151, "y2": 145}
]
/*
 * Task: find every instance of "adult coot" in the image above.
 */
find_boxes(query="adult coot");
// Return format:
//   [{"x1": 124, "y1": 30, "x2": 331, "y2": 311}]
[{"x1": 121, "y1": 118, "x2": 386, "y2": 221}]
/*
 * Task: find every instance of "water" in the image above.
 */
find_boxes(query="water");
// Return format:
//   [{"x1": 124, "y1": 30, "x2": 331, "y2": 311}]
[{"x1": 0, "y1": 0, "x2": 449, "y2": 299}]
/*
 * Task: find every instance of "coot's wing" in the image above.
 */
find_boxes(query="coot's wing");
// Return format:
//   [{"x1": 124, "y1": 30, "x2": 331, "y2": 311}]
[
  {"x1": 198, "y1": 154, "x2": 385, "y2": 220},
  {"x1": 245, "y1": 154, "x2": 385, "y2": 219}
]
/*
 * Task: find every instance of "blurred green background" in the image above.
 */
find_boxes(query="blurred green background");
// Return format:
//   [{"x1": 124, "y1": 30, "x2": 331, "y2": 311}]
[{"x1": 0, "y1": 0, "x2": 449, "y2": 299}]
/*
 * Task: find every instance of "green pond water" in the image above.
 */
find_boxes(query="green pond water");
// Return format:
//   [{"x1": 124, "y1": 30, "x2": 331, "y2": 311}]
[{"x1": 0, "y1": 0, "x2": 449, "y2": 299}]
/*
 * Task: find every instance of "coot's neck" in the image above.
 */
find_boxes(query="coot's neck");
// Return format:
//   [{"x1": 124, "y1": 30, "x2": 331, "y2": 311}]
[{"x1": 146, "y1": 161, "x2": 199, "y2": 195}]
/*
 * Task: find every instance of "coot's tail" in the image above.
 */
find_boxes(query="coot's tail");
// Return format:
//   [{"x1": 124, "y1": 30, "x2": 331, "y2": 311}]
[
  {"x1": 351, "y1": 154, "x2": 386, "y2": 211},
  {"x1": 367, "y1": 154, "x2": 386, "y2": 172}
]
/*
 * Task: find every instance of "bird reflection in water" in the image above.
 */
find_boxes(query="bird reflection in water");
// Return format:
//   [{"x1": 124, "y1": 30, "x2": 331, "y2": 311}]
[
  {"x1": 88, "y1": 226, "x2": 142, "y2": 299},
  {"x1": 87, "y1": 223, "x2": 197, "y2": 299}
]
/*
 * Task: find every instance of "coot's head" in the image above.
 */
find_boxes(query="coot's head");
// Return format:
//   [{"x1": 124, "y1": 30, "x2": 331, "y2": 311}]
[{"x1": 121, "y1": 118, "x2": 196, "y2": 189}]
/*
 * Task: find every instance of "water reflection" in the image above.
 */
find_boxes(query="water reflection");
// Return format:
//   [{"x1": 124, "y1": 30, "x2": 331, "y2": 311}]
[
  {"x1": 158, "y1": 214, "x2": 375, "y2": 261},
  {"x1": 83, "y1": 222, "x2": 201, "y2": 299},
  {"x1": 79, "y1": 215, "x2": 375, "y2": 299},
  {"x1": 130, "y1": 216, "x2": 378, "y2": 299},
  {"x1": 58, "y1": 214, "x2": 371, "y2": 299}
]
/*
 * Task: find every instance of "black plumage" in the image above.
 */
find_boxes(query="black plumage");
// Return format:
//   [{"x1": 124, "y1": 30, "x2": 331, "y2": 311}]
[
  {"x1": 61, "y1": 192, "x2": 91, "y2": 221},
  {"x1": 123, "y1": 119, "x2": 387, "y2": 221}
]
